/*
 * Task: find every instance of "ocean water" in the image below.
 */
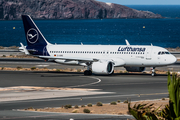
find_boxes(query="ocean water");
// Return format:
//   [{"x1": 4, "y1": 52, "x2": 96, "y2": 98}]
[{"x1": 0, "y1": 5, "x2": 180, "y2": 48}]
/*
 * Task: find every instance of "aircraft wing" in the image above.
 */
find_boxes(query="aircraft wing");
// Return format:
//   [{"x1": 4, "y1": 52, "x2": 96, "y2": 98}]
[
  {"x1": 39, "y1": 56, "x2": 125, "y2": 66},
  {"x1": 39, "y1": 56, "x2": 98, "y2": 62}
]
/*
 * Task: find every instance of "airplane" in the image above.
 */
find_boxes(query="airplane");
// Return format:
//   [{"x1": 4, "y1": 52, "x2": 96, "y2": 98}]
[{"x1": 19, "y1": 15, "x2": 177, "y2": 76}]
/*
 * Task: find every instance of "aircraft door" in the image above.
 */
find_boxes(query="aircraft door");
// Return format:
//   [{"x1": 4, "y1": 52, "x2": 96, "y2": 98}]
[
  {"x1": 43, "y1": 46, "x2": 48, "y2": 56},
  {"x1": 146, "y1": 48, "x2": 152, "y2": 60}
]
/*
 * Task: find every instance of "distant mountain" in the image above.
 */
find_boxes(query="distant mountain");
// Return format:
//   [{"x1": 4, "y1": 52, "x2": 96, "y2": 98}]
[{"x1": 0, "y1": 0, "x2": 163, "y2": 20}]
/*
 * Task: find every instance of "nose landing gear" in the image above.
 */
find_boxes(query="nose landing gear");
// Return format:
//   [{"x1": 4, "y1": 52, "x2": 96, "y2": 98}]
[{"x1": 151, "y1": 67, "x2": 156, "y2": 76}]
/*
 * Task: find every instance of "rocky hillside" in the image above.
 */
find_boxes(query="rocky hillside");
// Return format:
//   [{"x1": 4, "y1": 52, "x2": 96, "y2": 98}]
[{"x1": 0, "y1": 0, "x2": 162, "y2": 20}]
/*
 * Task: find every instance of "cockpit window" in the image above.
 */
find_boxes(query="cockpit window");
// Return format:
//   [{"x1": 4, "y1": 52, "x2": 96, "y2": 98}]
[
  {"x1": 165, "y1": 52, "x2": 170, "y2": 54},
  {"x1": 158, "y1": 51, "x2": 171, "y2": 55}
]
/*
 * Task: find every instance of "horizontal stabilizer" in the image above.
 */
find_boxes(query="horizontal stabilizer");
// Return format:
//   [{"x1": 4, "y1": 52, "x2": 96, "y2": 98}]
[{"x1": 19, "y1": 43, "x2": 30, "y2": 55}]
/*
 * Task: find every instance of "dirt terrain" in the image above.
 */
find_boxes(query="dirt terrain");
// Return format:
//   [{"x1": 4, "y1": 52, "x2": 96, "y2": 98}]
[{"x1": 25, "y1": 99, "x2": 169, "y2": 115}]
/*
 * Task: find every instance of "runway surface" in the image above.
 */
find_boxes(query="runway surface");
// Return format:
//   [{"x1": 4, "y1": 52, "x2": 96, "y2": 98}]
[
  {"x1": 0, "y1": 58, "x2": 180, "y2": 72},
  {"x1": 0, "y1": 57, "x2": 179, "y2": 119},
  {"x1": 0, "y1": 70, "x2": 170, "y2": 120}
]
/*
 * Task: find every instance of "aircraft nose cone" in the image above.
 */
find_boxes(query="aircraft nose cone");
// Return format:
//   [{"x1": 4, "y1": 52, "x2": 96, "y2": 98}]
[{"x1": 170, "y1": 55, "x2": 177, "y2": 64}]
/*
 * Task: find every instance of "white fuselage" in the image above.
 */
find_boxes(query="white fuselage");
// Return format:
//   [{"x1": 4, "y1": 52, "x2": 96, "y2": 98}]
[{"x1": 46, "y1": 44, "x2": 176, "y2": 67}]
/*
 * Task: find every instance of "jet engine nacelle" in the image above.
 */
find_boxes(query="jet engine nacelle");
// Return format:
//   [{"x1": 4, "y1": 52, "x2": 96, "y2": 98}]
[
  {"x1": 125, "y1": 67, "x2": 145, "y2": 72},
  {"x1": 92, "y1": 61, "x2": 114, "y2": 74}
]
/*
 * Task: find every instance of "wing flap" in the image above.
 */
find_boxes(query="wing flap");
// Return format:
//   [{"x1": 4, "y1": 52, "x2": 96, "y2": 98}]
[{"x1": 39, "y1": 56, "x2": 98, "y2": 62}]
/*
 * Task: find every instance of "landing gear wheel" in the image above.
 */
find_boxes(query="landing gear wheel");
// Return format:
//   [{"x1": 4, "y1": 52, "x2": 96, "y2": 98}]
[
  {"x1": 152, "y1": 73, "x2": 154, "y2": 76},
  {"x1": 151, "y1": 67, "x2": 156, "y2": 76},
  {"x1": 110, "y1": 70, "x2": 114, "y2": 75},
  {"x1": 84, "y1": 70, "x2": 92, "y2": 76}
]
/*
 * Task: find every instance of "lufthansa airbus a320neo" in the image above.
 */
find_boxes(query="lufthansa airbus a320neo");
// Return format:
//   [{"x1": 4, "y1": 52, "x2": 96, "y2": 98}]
[{"x1": 19, "y1": 15, "x2": 177, "y2": 76}]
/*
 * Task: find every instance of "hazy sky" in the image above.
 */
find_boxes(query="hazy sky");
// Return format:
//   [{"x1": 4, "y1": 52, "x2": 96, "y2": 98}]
[{"x1": 97, "y1": 0, "x2": 180, "y2": 5}]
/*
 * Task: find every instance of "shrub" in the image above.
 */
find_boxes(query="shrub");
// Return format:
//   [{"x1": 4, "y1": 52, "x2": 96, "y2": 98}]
[
  {"x1": 117, "y1": 100, "x2": 121, "y2": 103},
  {"x1": 2, "y1": 55, "x2": 6, "y2": 57},
  {"x1": 72, "y1": 109, "x2": 79, "y2": 113},
  {"x1": 56, "y1": 69, "x2": 61, "y2": 72},
  {"x1": 1, "y1": 67, "x2": 4, "y2": 70},
  {"x1": 160, "y1": 72, "x2": 180, "y2": 119},
  {"x1": 162, "y1": 98, "x2": 165, "y2": 100},
  {"x1": 64, "y1": 104, "x2": 72, "y2": 109},
  {"x1": 83, "y1": 109, "x2": 90, "y2": 113},
  {"x1": 17, "y1": 66, "x2": 22, "y2": 70},
  {"x1": 110, "y1": 101, "x2": 117, "y2": 105},
  {"x1": 27, "y1": 107, "x2": 34, "y2": 110},
  {"x1": 124, "y1": 100, "x2": 128, "y2": 103},
  {"x1": 77, "y1": 69, "x2": 81, "y2": 72},
  {"x1": 124, "y1": 71, "x2": 128, "y2": 73},
  {"x1": 81, "y1": 105, "x2": 85, "y2": 107},
  {"x1": 96, "y1": 102, "x2": 103, "y2": 106},
  {"x1": 87, "y1": 103, "x2": 92, "y2": 107},
  {"x1": 74, "y1": 105, "x2": 79, "y2": 108},
  {"x1": 128, "y1": 101, "x2": 159, "y2": 120},
  {"x1": 128, "y1": 72, "x2": 180, "y2": 120},
  {"x1": 31, "y1": 67, "x2": 36, "y2": 70},
  {"x1": 143, "y1": 72, "x2": 146, "y2": 74}
]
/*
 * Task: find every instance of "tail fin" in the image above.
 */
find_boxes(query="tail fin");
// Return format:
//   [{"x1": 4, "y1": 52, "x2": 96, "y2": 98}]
[
  {"x1": 21, "y1": 15, "x2": 50, "y2": 47},
  {"x1": 21, "y1": 15, "x2": 50, "y2": 56}
]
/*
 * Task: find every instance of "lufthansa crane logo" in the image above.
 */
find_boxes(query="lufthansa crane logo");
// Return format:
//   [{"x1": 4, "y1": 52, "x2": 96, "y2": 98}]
[{"x1": 27, "y1": 28, "x2": 39, "y2": 44}]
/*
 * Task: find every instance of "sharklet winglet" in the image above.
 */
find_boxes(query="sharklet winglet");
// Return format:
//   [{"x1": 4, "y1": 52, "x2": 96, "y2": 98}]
[{"x1": 125, "y1": 39, "x2": 130, "y2": 46}]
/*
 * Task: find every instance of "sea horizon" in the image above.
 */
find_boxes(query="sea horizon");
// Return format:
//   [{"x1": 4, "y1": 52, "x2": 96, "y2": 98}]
[{"x1": 0, "y1": 5, "x2": 180, "y2": 48}]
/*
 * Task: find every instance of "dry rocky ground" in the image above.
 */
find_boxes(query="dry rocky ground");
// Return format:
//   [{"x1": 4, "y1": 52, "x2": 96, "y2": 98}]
[
  {"x1": 25, "y1": 99, "x2": 169, "y2": 115},
  {"x1": 166, "y1": 47, "x2": 180, "y2": 52},
  {"x1": 0, "y1": 66, "x2": 175, "y2": 76}
]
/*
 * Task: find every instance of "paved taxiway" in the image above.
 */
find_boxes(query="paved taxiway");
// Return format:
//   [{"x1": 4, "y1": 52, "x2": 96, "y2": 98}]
[
  {"x1": 0, "y1": 58, "x2": 180, "y2": 72},
  {"x1": 0, "y1": 70, "x2": 170, "y2": 120},
  {"x1": 0, "y1": 57, "x2": 179, "y2": 120}
]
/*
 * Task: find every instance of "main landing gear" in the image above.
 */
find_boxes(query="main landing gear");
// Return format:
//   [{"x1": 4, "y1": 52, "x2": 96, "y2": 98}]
[
  {"x1": 151, "y1": 67, "x2": 156, "y2": 76},
  {"x1": 84, "y1": 70, "x2": 92, "y2": 76},
  {"x1": 84, "y1": 63, "x2": 92, "y2": 76}
]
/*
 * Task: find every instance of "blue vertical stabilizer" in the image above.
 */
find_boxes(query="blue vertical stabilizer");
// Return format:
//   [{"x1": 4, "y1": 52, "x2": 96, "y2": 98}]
[{"x1": 21, "y1": 15, "x2": 50, "y2": 56}]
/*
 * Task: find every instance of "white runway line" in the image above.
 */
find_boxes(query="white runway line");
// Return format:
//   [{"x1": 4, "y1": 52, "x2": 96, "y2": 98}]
[{"x1": 67, "y1": 76, "x2": 101, "y2": 88}]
